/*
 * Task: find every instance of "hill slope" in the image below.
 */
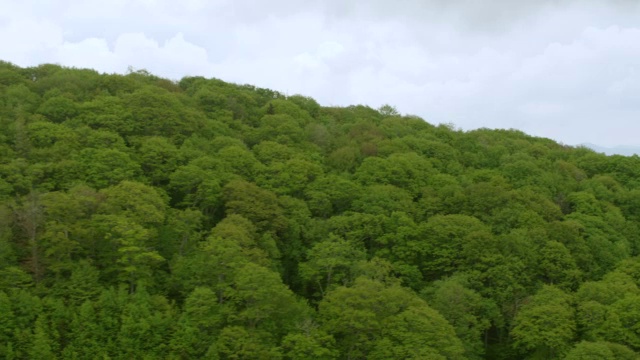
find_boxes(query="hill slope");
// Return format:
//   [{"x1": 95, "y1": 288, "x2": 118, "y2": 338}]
[{"x1": 1, "y1": 61, "x2": 639, "y2": 359}]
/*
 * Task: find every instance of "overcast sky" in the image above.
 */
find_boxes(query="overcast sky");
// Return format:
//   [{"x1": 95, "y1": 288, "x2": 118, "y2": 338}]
[{"x1": 1, "y1": 0, "x2": 639, "y2": 148}]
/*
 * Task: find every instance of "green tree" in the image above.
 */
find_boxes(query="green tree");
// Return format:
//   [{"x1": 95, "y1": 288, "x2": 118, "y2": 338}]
[
  {"x1": 98, "y1": 180, "x2": 167, "y2": 228},
  {"x1": 160, "y1": 208, "x2": 204, "y2": 257},
  {"x1": 299, "y1": 234, "x2": 366, "y2": 297},
  {"x1": 319, "y1": 277, "x2": 465, "y2": 359},
  {"x1": 29, "y1": 315, "x2": 56, "y2": 360},
  {"x1": 63, "y1": 300, "x2": 107, "y2": 359},
  {"x1": 74, "y1": 148, "x2": 142, "y2": 189},
  {"x1": 281, "y1": 321, "x2": 338, "y2": 360},
  {"x1": 230, "y1": 263, "x2": 309, "y2": 338},
  {"x1": 378, "y1": 104, "x2": 399, "y2": 117},
  {"x1": 564, "y1": 341, "x2": 637, "y2": 360},
  {"x1": 12, "y1": 191, "x2": 45, "y2": 282},
  {"x1": 256, "y1": 158, "x2": 323, "y2": 197},
  {"x1": 63, "y1": 260, "x2": 102, "y2": 305},
  {"x1": 0, "y1": 291, "x2": 15, "y2": 356},
  {"x1": 168, "y1": 160, "x2": 225, "y2": 220},
  {"x1": 116, "y1": 289, "x2": 174, "y2": 358},
  {"x1": 419, "y1": 214, "x2": 496, "y2": 280},
  {"x1": 93, "y1": 215, "x2": 164, "y2": 292},
  {"x1": 511, "y1": 285, "x2": 576, "y2": 358},
  {"x1": 215, "y1": 326, "x2": 282, "y2": 360},
  {"x1": 538, "y1": 241, "x2": 582, "y2": 290},
  {"x1": 223, "y1": 179, "x2": 287, "y2": 234},
  {"x1": 36, "y1": 95, "x2": 78, "y2": 123},
  {"x1": 422, "y1": 275, "x2": 499, "y2": 359},
  {"x1": 136, "y1": 136, "x2": 179, "y2": 185}
]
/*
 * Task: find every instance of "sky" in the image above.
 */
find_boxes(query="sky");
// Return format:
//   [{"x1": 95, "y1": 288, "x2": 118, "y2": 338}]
[{"x1": 1, "y1": 0, "x2": 640, "y2": 148}]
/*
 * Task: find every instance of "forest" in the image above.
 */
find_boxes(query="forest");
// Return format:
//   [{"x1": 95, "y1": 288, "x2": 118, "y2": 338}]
[{"x1": 0, "y1": 61, "x2": 639, "y2": 359}]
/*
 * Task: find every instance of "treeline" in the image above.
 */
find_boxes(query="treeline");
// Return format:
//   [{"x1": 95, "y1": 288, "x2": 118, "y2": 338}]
[{"x1": 0, "y1": 61, "x2": 639, "y2": 359}]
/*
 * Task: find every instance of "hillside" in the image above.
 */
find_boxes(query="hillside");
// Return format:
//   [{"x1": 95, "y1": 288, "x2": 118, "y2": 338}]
[{"x1": 1, "y1": 61, "x2": 639, "y2": 359}]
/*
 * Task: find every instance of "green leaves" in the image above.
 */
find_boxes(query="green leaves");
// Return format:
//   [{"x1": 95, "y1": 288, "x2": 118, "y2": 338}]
[
  {"x1": 511, "y1": 285, "x2": 576, "y2": 358},
  {"x1": 319, "y1": 277, "x2": 466, "y2": 360},
  {"x1": 4, "y1": 63, "x2": 640, "y2": 359},
  {"x1": 422, "y1": 275, "x2": 499, "y2": 359},
  {"x1": 299, "y1": 235, "x2": 366, "y2": 297},
  {"x1": 281, "y1": 323, "x2": 338, "y2": 360}
]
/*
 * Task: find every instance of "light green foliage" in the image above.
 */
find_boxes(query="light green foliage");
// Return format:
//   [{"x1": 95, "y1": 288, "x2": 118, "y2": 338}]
[
  {"x1": 256, "y1": 158, "x2": 323, "y2": 197},
  {"x1": 75, "y1": 126, "x2": 128, "y2": 152},
  {"x1": 99, "y1": 180, "x2": 167, "y2": 227},
  {"x1": 76, "y1": 95, "x2": 136, "y2": 134},
  {"x1": 422, "y1": 275, "x2": 499, "y2": 359},
  {"x1": 304, "y1": 175, "x2": 362, "y2": 217},
  {"x1": 299, "y1": 234, "x2": 366, "y2": 297},
  {"x1": 170, "y1": 235, "x2": 251, "y2": 301},
  {"x1": 281, "y1": 321, "x2": 338, "y2": 360},
  {"x1": 418, "y1": 173, "x2": 465, "y2": 218},
  {"x1": 287, "y1": 95, "x2": 321, "y2": 118},
  {"x1": 63, "y1": 300, "x2": 106, "y2": 359},
  {"x1": 123, "y1": 85, "x2": 193, "y2": 139},
  {"x1": 0, "y1": 291, "x2": 15, "y2": 354},
  {"x1": 355, "y1": 152, "x2": 433, "y2": 195},
  {"x1": 3, "y1": 63, "x2": 640, "y2": 359},
  {"x1": 26, "y1": 121, "x2": 80, "y2": 162},
  {"x1": 160, "y1": 208, "x2": 204, "y2": 257},
  {"x1": 168, "y1": 160, "x2": 224, "y2": 218},
  {"x1": 326, "y1": 145, "x2": 361, "y2": 172},
  {"x1": 183, "y1": 287, "x2": 225, "y2": 334},
  {"x1": 538, "y1": 241, "x2": 582, "y2": 290},
  {"x1": 215, "y1": 326, "x2": 282, "y2": 360},
  {"x1": 136, "y1": 136, "x2": 179, "y2": 185},
  {"x1": 254, "y1": 114, "x2": 305, "y2": 145},
  {"x1": 353, "y1": 184, "x2": 415, "y2": 217},
  {"x1": 566, "y1": 212, "x2": 630, "y2": 278},
  {"x1": 95, "y1": 214, "x2": 164, "y2": 291},
  {"x1": 29, "y1": 315, "x2": 56, "y2": 360},
  {"x1": 378, "y1": 104, "x2": 399, "y2": 117},
  {"x1": 223, "y1": 179, "x2": 287, "y2": 234},
  {"x1": 63, "y1": 260, "x2": 102, "y2": 304},
  {"x1": 210, "y1": 214, "x2": 276, "y2": 262},
  {"x1": 419, "y1": 214, "x2": 496, "y2": 280},
  {"x1": 74, "y1": 148, "x2": 142, "y2": 188},
  {"x1": 326, "y1": 211, "x2": 386, "y2": 253},
  {"x1": 512, "y1": 285, "x2": 576, "y2": 358},
  {"x1": 603, "y1": 294, "x2": 640, "y2": 349},
  {"x1": 369, "y1": 212, "x2": 424, "y2": 287},
  {"x1": 217, "y1": 145, "x2": 262, "y2": 180},
  {"x1": 564, "y1": 341, "x2": 637, "y2": 360},
  {"x1": 230, "y1": 263, "x2": 309, "y2": 337},
  {"x1": 319, "y1": 277, "x2": 466, "y2": 359},
  {"x1": 262, "y1": 99, "x2": 312, "y2": 124},
  {"x1": 252, "y1": 141, "x2": 297, "y2": 165},
  {"x1": 36, "y1": 96, "x2": 78, "y2": 123},
  {"x1": 116, "y1": 289, "x2": 174, "y2": 358}
]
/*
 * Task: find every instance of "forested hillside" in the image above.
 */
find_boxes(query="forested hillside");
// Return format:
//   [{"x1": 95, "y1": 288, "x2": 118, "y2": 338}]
[{"x1": 1, "y1": 61, "x2": 640, "y2": 359}]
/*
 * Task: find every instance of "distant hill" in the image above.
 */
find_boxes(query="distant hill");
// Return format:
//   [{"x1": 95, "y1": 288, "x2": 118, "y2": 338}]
[{"x1": 582, "y1": 143, "x2": 640, "y2": 156}]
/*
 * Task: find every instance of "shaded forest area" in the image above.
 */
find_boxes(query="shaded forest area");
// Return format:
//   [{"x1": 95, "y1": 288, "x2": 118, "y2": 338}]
[{"x1": 1, "y1": 61, "x2": 640, "y2": 359}]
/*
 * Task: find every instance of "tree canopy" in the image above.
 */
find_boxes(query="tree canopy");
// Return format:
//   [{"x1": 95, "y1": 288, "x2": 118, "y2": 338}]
[{"x1": 0, "y1": 61, "x2": 639, "y2": 359}]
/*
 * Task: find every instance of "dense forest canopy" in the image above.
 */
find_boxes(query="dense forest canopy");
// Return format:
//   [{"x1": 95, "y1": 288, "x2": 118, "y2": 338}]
[{"x1": 1, "y1": 61, "x2": 640, "y2": 359}]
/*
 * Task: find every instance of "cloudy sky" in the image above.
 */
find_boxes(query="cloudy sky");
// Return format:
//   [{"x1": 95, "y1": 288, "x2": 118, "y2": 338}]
[{"x1": 1, "y1": 0, "x2": 639, "y2": 148}]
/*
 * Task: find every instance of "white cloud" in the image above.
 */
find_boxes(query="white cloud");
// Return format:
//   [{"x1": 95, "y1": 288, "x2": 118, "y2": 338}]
[
  {"x1": 56, "y1": 38, "x2": 119, "y2": 72},
  {"x1": 50, "y1": 32, "x2": 213, "y2": 79},
  {"x1": 0, "y1": 17, "x2": 63, "y2": 64}
]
